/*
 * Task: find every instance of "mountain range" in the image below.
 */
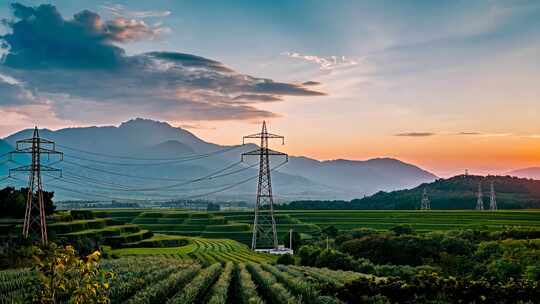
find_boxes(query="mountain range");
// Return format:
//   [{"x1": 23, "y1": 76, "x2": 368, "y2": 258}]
[
  {"x1": 506, "y1": 168, "x2": 540, "y2": 180},
  {"x1": 1, "y1": 118, "x2": 439, "y2": 202}
]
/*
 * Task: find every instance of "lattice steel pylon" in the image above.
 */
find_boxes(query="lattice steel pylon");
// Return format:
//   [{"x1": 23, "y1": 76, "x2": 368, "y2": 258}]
[
  {"x1": 476, "y1": 181, "x2": 484, "y2": 210},
  {"x1": 242, "y1": 121, "x2": 288, "y2": 250},
  {"x1": 420, "y1": 188, "x2": 430, "y2": 210},
  {"x1": 9, "y1": 127, "x2": 63, "y2": 245},
  {"x1": 489, "y1": 181, "x2": 497, "y2": 211}
]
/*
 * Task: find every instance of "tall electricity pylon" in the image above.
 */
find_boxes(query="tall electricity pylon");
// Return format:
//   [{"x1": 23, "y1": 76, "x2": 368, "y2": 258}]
[
  {"x1": 489, "y1": 181, "x2": 497, "y2": 211},
  {"x1": 420, "y1": 188, "x2": 430, "y2": 210},
  {"x1": 242, "y1": 121, "x2": 288, "y2": 250},
  {"x1": 476, "y1": 181, "x2": 484, "y2": 211},
  {"x1": 9, "y1": 127, "x2": 63, "y2": 245}
]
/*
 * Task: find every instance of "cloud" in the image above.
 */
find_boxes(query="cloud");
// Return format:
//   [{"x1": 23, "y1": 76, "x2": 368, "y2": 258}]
[
  {"x1": 0, "y1": 3, "x2": 324, "y2": 123},
  {"x1": 0, "y1": 80, "x2": 39, "y2": 106},
  {"x1": 302, "y1": 81, "x2": 321, "y2": 86},
  {"x1": 457, "y1": 132, "x2": 513, "y2": 137},
  {"x1": 178, "y1": 124, "x2": 216, "y2": 130},
  {"x1": 394, "y1": 132, "x2": 436, "y2": 137},
  {"x1": 100, "y1": 4, "x2": 171, "y2": 18},
  {"x1": 394, "y1": 131, "x2": 517, "y2": 138},
  {"x1": 0, "y1": 4, "x2": 166, "y2": 70},
  {"x1": 232, "y1": 94, "x2": 283, "y2": 103},
  {"x1": 282, "y1": 52, "x2": 359, "y2": 70},
  {"x1": 457, "y1": 132, "x2": 482, "y2": 135}
]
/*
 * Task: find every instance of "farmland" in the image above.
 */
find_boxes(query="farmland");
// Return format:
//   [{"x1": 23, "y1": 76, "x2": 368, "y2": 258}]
[
  {"x1": 0, "y1": 256, "x2": 366, "y2": 304},
  {"x1": 98, "y1": 209, "x2": 540, "y2": 245},
  {"x1": 2, "y1": 209, "x2": 540, "y2": 303}
]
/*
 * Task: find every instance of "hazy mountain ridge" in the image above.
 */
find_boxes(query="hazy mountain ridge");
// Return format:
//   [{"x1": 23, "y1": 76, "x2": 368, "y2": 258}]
[
  {"x1": 1, "y1": 118, "x2": 438, "y2": 201},
  {"x1": 506, "y1": 167, "x2": 540, "y2": 180},
  {"x1": 0, "y1": 139, "x2": 13, "y2": 176}
]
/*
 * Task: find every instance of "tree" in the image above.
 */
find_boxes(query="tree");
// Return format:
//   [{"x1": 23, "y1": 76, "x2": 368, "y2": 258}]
[
  {"x1": 282, "y1": 230, "x2": 302, "y2": 251},
  {"x1": 0, "y1": 187, "x2": 55, "y2": 218},
  {"x1": 207, "y1": 202, "x2": 220, "y2": 211},
  {"x1": 297, "y1": 245, "x2": 322, "y2": 267},
  {"x1": 276, "y1": 253, "x2": 295, "y2": 265},
  {"x1": 390, "y1": 225, "x2": 414, "y2": 236},
  {"x1": 33, "y1": 243, "x2": 114, "y2": 304},
  {"x1": 322, "y1": 225, "x2": 339, "y2": 238}
]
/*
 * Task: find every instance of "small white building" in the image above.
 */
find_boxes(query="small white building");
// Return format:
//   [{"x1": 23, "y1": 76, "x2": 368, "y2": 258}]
[{"x1": 254, "y1": 245, "x2": 293, "y2": 255}]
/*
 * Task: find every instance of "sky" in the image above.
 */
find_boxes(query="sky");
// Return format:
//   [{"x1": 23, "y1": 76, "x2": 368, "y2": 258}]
[{"x1": 0, "y1": 0, "x2": 539, "y2": 177}]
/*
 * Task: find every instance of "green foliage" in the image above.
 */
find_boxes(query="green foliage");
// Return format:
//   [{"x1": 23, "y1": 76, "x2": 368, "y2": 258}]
[
  {"x1": 166, "y1": 263, "x2": 221, "y2": 304},
  {"x1": 126, "y1": 263, "x2": 201, "y2": 304},
  {"x1": 282, "y1": 230, "x2": 301, "y2": 251},
  {"x1": 246, "y1": 263, "x2": 300, "y2": 304},
  {"x1": 207, "y1": 262, "x2": 234, "y2": 304},
  {"x1": 235, "y1": 263, "x2": 265, "y2": 304},
  {"x1": 70, "y1": 210, "x2": 95, "y2": 220},
  {"x1": 0, "y1": 187, "x2": 55, "y2": 218},
  {"x1": 0, "y1": 238, "x2": 36, "y2": 269},
  {"x1": 276, "y1": 253, "x2": 295, "y2": 265},
  {"x1": 389, "y1": 224, "x2": 414, "y2": 236},
  {"x1": 33, "y1": 243, "x2": 113, "y2": 304},
  {"x1": 322, "y1": 226, "x2": 339, "y2": 238},
  {"x1": 261, "y1": 263, "x2": 341, "y2": 304},
  {"x1": 336, "y1": 272, "x2": 540, "y2": 304}
]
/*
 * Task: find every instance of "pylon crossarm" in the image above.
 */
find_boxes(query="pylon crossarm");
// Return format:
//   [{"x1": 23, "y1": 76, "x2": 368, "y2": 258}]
[
  {"x1": 16, "y1": 137, "x2": 54, "y2": 144},
  {"x1": 240, "y1": 149, "x2": 289, "y2": 162},
  {"x1": 10, "y1": 165, "x2": 62, "y2": 173},
  {"x1": 243, "y1": 133, "x2": 285, "y2": 144}
]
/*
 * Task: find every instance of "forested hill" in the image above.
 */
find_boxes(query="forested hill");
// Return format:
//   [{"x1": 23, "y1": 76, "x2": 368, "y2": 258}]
[{"x1": 280, "y1": 175, "x2": 540, "y2": 210}]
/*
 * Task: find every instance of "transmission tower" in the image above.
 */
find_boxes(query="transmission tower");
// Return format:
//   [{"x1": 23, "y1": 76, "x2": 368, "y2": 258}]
[
  {"x1": 242, "y1": 121, "x2": 288, "y2": 250},
  {"x1": 489, "y1": 181, "x2": 497, "y2": 211},
  {"x1": 420, "y1": 188, "x2": 430, "y2": 210},
  {"x1": 9, "y1": 127, "x2": 63, "y2": 245},
  {"x1": 476, "y1": 181, "x2": 484, "y2": 210}
]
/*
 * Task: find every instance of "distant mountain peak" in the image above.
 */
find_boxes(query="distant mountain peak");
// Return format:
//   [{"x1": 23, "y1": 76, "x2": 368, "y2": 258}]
[{"x1": 119, "y1": 118, "x2": 174, "y2": 129}]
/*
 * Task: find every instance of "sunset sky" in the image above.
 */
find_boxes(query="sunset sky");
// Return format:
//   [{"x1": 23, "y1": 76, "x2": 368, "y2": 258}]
[{"x1": 0, "y1": 1, "x2": 539, "y2": 177}]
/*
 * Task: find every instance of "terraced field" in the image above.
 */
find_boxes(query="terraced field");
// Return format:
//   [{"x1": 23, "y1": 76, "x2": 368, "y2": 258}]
[
  {"x1": 278, "y1": 210, "x2": 540, "y2": 231},
  {"x1": 110, "y1": 236, "x2": 276, "y2": 264},
  {"x1": 99, "y1": 209, "x2": 540, "y2": 240},
  {"x1": 0, "y1": 256, "x2": 369, "y2": 304}
]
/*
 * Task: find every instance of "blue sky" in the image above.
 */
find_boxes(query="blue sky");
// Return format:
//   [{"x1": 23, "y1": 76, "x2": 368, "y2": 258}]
[{"x1": 0, "y1": 1, "x2": 539, "y2": 176}]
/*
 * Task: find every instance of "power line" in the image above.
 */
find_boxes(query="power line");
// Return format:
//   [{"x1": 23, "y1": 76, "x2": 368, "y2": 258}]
[
  {"x1": 58, "y1": 144, "x2": 240, "y2": 161},
  {"x1": 41, "y1": 160, "x2": 287, "y2": 203}
]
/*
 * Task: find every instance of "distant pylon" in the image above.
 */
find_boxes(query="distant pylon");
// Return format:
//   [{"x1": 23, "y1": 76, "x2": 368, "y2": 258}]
[
  {"x1": 476, "y1": 181, "x2": 484, "y2": 210},
  {"x1": 420, "y1": 188, "x2": 430, "y2": 210},
  {"x1": 242, "y1": 121, "x2": 288, "y2": 250},
  {"x1": 489, "y1": 181, "x2": 497, "y2": 211},
  {"x1": 9, "y1": 127, "x2": 63, "y2": 245}
]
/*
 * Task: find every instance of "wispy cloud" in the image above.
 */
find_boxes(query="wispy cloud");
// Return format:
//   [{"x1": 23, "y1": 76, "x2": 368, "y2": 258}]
[
  {"x1": 100, "y1": 3, "x2": 171, "y2": 18},
  {"x1": 457, "y1": 132, "x2": 513, "y2": 137},
  {"x1": 395, "y1": 131, "x2": 517, "y2": 138},
  {"x1": 394, "y1": 132, "x2": 436, "y2": 137},
  {"x1": 282, "y1": 52, "x2": 359, "y2": 70},
  {"x1": 177, "y1": 124, "x2": 216, "y2": 130}
]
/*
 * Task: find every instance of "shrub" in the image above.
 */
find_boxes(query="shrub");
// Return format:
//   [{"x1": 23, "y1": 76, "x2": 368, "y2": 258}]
[{"x1": 277, "y1": 253, "x2": 295, "y2": 265}]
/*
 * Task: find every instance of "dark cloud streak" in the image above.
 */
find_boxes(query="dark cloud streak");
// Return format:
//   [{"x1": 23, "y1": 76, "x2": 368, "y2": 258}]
[{"x1": 394, "y1": 132, "x2": 436, "y2": 137}]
